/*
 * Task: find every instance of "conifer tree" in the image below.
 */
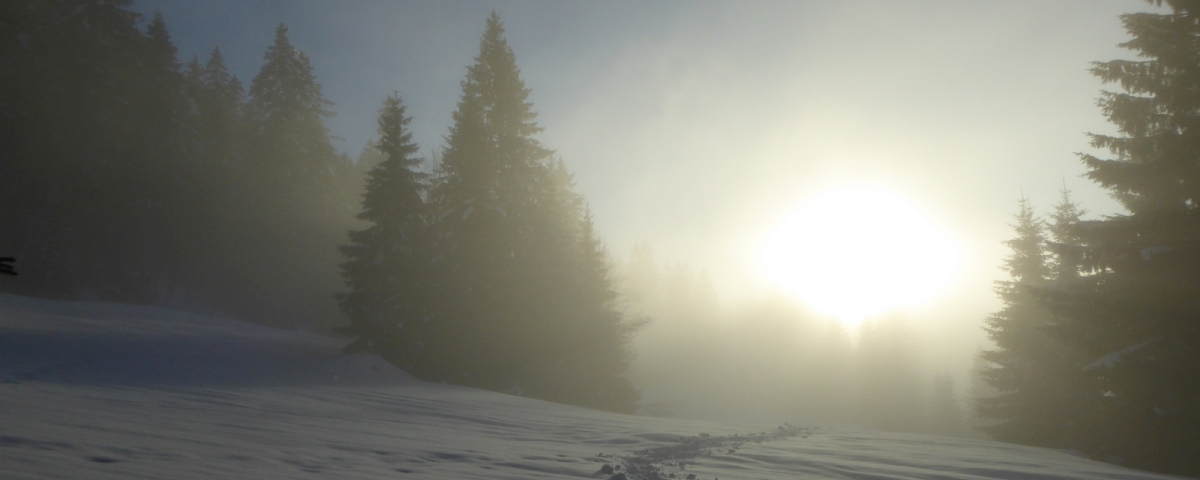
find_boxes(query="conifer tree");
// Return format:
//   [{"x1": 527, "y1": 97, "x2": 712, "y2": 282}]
[
  {"x1": 194, "y1": 46, "x2": 246, "y2": 228},
  {"x1": 196, "y1": 47, "x2": 244, "y2": 162},
  {"x1": 1030, "y1": 1, "x2": 1200, "y2": 473},
  {"x1": 424, "y1": 13, "x2": 637, "y2": 412},
  {"x1": 227, "y1": 23, "x2": 352, "y2": 326},
  {"x1": 1047, "y1": 185, "x2": 1086, "y2": 281},
  {"x1": 0, "y1": 3, "x2": 213, "y2": 301},
  {"x1": 244, "y1": 24, "x2": 340, "y2": 216},
  {"x1": 173, "y1": 46, "x2": 248, "y2": 311},
  {"x1": 337, "y1": 94, "x2": 429, "y2": 361},
  {"x1": 551, "y1": 209, "x2": 639, "y2": 410},
  {"x1": 134, "y1": 12, "x2": 193, "y2": 297},
  {"x1": 979, "y1": 197, "x2": 1091, "y2": 446}
]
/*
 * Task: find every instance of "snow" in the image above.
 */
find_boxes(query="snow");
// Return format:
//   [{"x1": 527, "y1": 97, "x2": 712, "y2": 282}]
[
  {"x1": 0, "y1": 294, "x2": 1188, "y2": 480},
  {"x1": 1140, "y1": 246, "x2": 1173, "y2": 261},
  {"x1": 1084, "y1": 337, "x2": 1162, "y2": 371}
]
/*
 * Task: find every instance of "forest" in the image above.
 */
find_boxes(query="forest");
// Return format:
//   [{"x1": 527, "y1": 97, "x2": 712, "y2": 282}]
[{"x1": 1, "y1": 0, "x2": 1199, "y2": 477}]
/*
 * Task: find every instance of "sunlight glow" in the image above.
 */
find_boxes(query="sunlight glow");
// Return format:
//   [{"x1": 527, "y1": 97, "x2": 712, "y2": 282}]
[{"x1": 759, "y1": 185, "x2": 961, "y2": 325}]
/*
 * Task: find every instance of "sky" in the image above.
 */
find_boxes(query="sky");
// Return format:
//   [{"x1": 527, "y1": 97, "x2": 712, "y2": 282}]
[{"x1": 130, "y1": 0, "x2": 1153, "y2": 366}]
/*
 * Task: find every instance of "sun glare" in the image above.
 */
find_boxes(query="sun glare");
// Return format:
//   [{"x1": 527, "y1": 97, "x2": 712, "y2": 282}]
[{"x1": 759, "y1": 185, "x2": 960, "y2": 324}]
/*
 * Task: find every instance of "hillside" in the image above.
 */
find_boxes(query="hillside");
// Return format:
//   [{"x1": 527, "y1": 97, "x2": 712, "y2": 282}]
[{"x1": 0, "y1": 294, "x2": 1185, "y2": 480}]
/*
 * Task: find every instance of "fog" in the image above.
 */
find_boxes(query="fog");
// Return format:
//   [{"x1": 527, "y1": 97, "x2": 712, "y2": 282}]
[{"x1": 108, "y1": 0, "x2": 1146, "y2": 428}]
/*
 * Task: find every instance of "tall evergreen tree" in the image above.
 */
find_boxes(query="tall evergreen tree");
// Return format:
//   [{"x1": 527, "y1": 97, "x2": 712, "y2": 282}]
[
  {"x1": 243, "y1": 24, "x2": 341, "y2": 216},
  {"x1": 130, "y1": 12, "x2": 192, "y2": 298},
  {"x1": 222, "y1": 23, "x2": 353, "y2": 326},
  {"x1": 0, "y1": 1, "x2": 193, "y2": 301},
  {"x1": 423, "y1": 13, "x2": 637, "y2": 412},
  {"x1": 1047, "y1": 185, "x2": 1086, "y2": 281},
  {"x1": 979, "y1": 197, "x2": 1092, "y2": 446},
  {"x1": 552, "y1": 209, "x2": 639, "y2": 410},
  {"x1": 177, "y1": 46, "x2": 246, "y2": 302},
  {"x1": 1029, "y1": 1, "x2": 1200, "y2": 474},
  {"x1": 196, "y1": 47, "x2": 244, "y2": 163},
  {"x1": 337, "y1": 94, "x2": 429, "y2": 360}
]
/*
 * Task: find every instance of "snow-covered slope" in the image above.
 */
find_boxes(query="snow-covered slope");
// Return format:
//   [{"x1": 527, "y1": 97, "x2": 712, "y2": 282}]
[{"x1": 0, "y1": 294, "x2": 1186, "y2": 479}]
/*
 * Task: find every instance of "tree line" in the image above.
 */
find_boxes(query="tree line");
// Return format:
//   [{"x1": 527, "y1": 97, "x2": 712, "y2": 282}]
[
  {"x1": 980, "y1": 0, "x2": 1200, "y2": 476},
  {"x1": 620, "y1": 245, "x2": 970, "y2": 436},
  {"x1": 0, "y1": 2, "x2": 636, "y2": 412},
  {"x1": 0, "y1": 1, "x2": 361, "y2": 329}
]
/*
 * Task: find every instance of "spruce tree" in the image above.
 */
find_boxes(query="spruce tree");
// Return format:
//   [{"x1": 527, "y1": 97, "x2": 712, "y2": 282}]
[
  {"x1": 243, "y1": 24, "x2": 340, "y2": 216},
  {"x1": 173, "y1": 46, "x2": 247, "y2": 311},
  {"x1": 1031, "y1": 1, "x2": 1200, "y2": 473},
  {"x1": 228, "y1": 23, "x2": 352, "y2": 326},
  {"x1": 0, "y1": 3, "x2": 192, "y2": 301},
  {"x1": 337, "y1": 93, "x2": 429, "y2": 361},
  {"x1": 552, "y1": 208, "x2": 639, "y2": 411},
  {"x1": 979, "y1": 197, "x2": 1092, "y2": 446},
  {"x1": 134, "y1": 12, "x2": 192, "y2": 298},
  {"x1": 1047, "y1": 185, "x2": 1086, "y2": 281},
  {"x1": 196, "y1": 47, "x2": 244, "y2": 164},
  {"x1": 424, "y1": 13, "x2": 637, "y2": 412}
]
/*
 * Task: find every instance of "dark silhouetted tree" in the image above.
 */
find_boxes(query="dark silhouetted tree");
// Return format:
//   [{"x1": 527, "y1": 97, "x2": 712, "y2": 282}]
[
  {"x1": 1028, "y1": 1, "x2": 1200, "y2": 474},
  {"x1": 174, "y1": 46, "x2": 247, "y2": 306},
  {"x1": 979, "y1": 197, "x2": 1093, "y2": 446},
  {"x1": 1047, "y1": 185, "x2": 1086, "y2": 281},
  {"x1": 548, "y1": 209, "x2": 639, "y2": 410},
  {"x1": 422, "y1": 13, "x2": 637, "y2": 412},
  {"x1": 0, "y1": 2, "x2": 193, "y2": 301},
  {"x1": 219, "y1": 23, "x2": 354, "y2": 326},
  {"x1": 337, "y1": 94, "x2": 429, "y2": 359}
]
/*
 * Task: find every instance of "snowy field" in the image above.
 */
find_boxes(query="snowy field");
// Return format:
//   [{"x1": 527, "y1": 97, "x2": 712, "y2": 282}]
[{"x1": 0, "y1": 294, "x2": 1186, "y2": 480}]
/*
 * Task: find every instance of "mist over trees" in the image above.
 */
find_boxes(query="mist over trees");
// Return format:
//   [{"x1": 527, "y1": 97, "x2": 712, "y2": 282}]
[
  {"x1": 980, "y1": 194, "x2": 1091, "y2": 446},
  {"x1": 336, "y1": 15, "x2": 639, "y2": 412},
  {"x1": 619, "y1": 243, "x2": 970, "y2": 435},
  {"x1": 7, "y1": 2, "x2": 1200, "y2": 474},
  {"x1": 336, "y1": 93, "x2": 428, "y2": 357},
  {"x1": 0, "y1": 1, "x2": 360, "y2": 328},
  {"x1": 0, "y1": 3, "x2": 636, "y2": 411},
  {"x1": 979, "y1": 1, "x2": 1200, "y2": 475}
]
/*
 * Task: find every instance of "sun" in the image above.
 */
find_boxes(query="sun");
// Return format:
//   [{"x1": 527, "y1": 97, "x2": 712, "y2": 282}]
[{"x1": 758, "y1": 185, "x2": 960, "y2": 324}]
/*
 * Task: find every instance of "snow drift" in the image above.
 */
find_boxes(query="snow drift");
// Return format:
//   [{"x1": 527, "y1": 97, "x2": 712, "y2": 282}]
[{"x1": 0, "y1": 294, "x2": 1186, "y2": 479}]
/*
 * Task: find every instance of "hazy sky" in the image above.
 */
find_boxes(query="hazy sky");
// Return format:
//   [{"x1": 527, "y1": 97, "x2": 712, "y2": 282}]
[{"x1": 132, "y1": 0, "x2": 1152, "y2": 362}]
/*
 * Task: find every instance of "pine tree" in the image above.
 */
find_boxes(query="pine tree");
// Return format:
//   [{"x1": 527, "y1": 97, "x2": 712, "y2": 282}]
[
  {"x1": 999, "y1": 197, "x2": 1049, "y2": 284},
  {"x1": 226, "y1": 23, "x2": 352, "y2": 326},
  {"x1": 1047, "y1": 185, "x2": 1086, "y2": 281},
  {"x1": 624, "y1": 242, "x2": 662, "y2": 305},
  {"x1": 552, "y1": 209, "x2": 639, "y2": 411},
  {"x1": 1030, "y1": 1, "x2": 1200, "y2": 474},
  {"x1": 966, "y1": 351, "x2": 1000, "y2": 432},
  {"x1": 337, "y1": 93, "x2": 429, "y2": 360},
  {"x1": 196, "y1": 47, "x2": 244, "y2": 163},
  {"x1": 171, "y1": 46, "x2": 248, "y2": 312},
  {"x1": 243, "y1": 24, "x2": 340, "y2": 216},
  {"x1": 1083, "y1": 0, "x2": 1200, "y2": 215},
  {"x1": 979, "y1": 197, "x2": 1092, "y2": 446},
  {"x1": 133, "y1": 12, "x2": 193, "y2": 299},
  {"x1": 0, "y1": 3, "x2": 192, "y2": 301},
  {"x1": 423, "y1": 13, "x2": 637, "y2": 412}
]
